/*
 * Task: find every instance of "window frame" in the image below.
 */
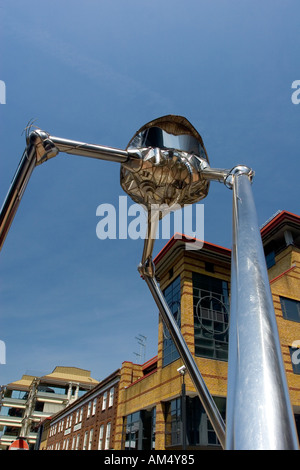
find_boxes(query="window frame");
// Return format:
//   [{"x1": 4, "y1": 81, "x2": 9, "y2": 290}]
[{"x1": 280, "y1": 296, "x2": 300, "y2": 323}]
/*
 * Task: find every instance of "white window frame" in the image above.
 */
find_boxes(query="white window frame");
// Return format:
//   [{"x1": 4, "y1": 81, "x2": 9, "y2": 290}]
[
  {"x1": 87, "y1": 400, "x2": 92, "y2": 418},
  {"x1": 92, "y1": 398, "x2": 97, "y2": 415},
  {"x1": 83, "y1": 431, "x2": 88, "y2": 450},
  {"x1": 109, "y1": 387, "x2": 114, "y2": 407},
  {"x1": 98, "y1": 424, "x2": 104, "y2": 450},
  {"x1": 102, "y1": 391, "x2": 107, "y2": 410},
  {"x1": 88, "y1": 428, "x2": 94, "y2": 450},
  {"x1": 105, "y1": 422, "x2": 111, "y2": 450}
]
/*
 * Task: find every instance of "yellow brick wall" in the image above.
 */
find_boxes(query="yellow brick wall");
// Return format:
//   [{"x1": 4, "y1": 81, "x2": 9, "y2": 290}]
[
  {"x1": 114, "y1": 244, "x2": 300, "y2": 450},
  {"x1": 269, "y1": 247, "x2": 300, "y2": 409}
]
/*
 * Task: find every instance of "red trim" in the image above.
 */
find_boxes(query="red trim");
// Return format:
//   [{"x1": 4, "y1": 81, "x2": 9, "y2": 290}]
[
  {"x1": 261, "y1": 211, "x2": 300, "y2": 238},
  {"x1": 270, "y1": 265, "x2": 297, "y2": 284},
  {"x1": 154, "y1": 233, "x2": 231, "y2": 265},
  {"x1": 125, "y1": 369, "x2": 157, "y2": 389},
  {"x1": 142, "y1": 356, "x2": 158, "y2": 371},
  {"x1": 153, "y1": 211, "x2": 300, "y2": 266},
  {"x1": 122, "y1": 356, "x2": 158, "y2": 368}
]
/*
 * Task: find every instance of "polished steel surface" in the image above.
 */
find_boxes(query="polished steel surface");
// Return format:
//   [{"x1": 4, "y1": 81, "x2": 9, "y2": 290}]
[
  {"x1": 49, "y1": 135, "x2": 129, "y2": 163},
  {"x1": 0, "y1": 130, "x2": 131, "y2": 251},
  {"x1": 144, "y1": 274, "x2": 226, "y2": 448},
  {"x1": 226, "y1": 172, "x2": 299, "y2": 450},
  {"x1": 121, "y1": 115, "x2": 210, "y2": 211},
  {"x1": 0, "y1": 144, "x2": 36, "y2": 250}
]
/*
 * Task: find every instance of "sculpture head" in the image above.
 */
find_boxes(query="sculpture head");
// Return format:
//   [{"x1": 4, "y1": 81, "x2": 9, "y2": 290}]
[{"x1": 120, "y1": 115, "x2": 210, "y2": 214}]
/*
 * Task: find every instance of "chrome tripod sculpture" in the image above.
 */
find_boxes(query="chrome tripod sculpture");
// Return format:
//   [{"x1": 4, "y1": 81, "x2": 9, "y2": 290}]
[{"x1": 0, "y1": 115, "x2": 298, "y2": 449}]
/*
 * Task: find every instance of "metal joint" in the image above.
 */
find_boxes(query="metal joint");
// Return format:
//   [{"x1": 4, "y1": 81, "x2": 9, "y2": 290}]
[
  {"x1": 224, "y1": 165, "x2": 254, "y2": 189},
  {"x1": 28, "y1": 130, "x2": 59, "y2": 165},
  {"x1": 138, "y1": 257, "x2": 155, "y2": 279}
]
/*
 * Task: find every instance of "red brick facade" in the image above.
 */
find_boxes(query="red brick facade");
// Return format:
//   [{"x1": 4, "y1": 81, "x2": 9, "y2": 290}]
[{"x1": 43, "y1": 370, "x2": 120, "y2": 450}]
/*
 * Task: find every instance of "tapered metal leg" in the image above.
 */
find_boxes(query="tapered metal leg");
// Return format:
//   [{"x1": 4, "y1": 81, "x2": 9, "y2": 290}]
[
  {"x1": 226, "y1": 173, "x2": 299, "y2": 450},
  {"x1": 0, "y1": 144, "x2": 36, "y2": 250},
  {"x1": 144, "y1": 274, "x2": 226, "y2": 448}
]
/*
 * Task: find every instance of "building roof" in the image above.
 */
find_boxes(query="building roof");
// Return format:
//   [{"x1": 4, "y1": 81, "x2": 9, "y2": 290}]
[
  {"x1": 40, "y1": 366, "x2": 98, "y2": 385},
  {"x1": 6, "y1": 375, "x2": 36, "y2": 390},
  {"x1": 154, "y1": 210, "x2": 300, "y2": 274},
  {"x1": 154, "y1": 233, "x2": 231, "y2": 277},
  {"x1": 5, "y1": 366, "x2": 99, "y2": 390},
  {"x1": 260, "y1": 210, "x2": 300, "y2": 245}
]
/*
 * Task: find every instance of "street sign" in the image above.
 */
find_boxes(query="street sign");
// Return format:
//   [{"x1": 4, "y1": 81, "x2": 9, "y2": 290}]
[{"x1": 8, "y1": 438, "x2": 29, "y2": 450}]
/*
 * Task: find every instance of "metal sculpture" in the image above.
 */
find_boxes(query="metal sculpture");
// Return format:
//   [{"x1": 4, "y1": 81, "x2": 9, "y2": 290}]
[{"x1": 0, "y1": 115, "x2": 298, "y2": 449}]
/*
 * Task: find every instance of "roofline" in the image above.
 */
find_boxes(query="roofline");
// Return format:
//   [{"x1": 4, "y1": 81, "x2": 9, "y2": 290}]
[
  {"x1": 154, "y1": 211, "x2": 300, "y2": 266},
  {"x1": 154, "y1": 233, "x2": 231, "y2": 266},
  {"x1": 261, "y1": 210, "x2": 300, "y2": 238},
  {"x1": 122, "y1": 355, "x2": 158, "y2": 368}
]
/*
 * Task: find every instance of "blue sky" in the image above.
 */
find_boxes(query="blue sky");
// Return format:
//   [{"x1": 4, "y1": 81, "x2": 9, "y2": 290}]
[{"x1": 0, "y1": 0, "x2": 299, "y2": 386}]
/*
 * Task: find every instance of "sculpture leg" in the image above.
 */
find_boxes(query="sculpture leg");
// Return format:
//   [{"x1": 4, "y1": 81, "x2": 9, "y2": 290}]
[{"x1": 226, "y1": 172, "x2": 299, "y2": 450}]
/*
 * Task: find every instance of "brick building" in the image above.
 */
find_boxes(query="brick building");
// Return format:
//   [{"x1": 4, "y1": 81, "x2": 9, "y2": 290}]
[
  {"x1": 41, "y1": 369, "x2": 120, "y2": 450},
  {"x1": 113, "y1": 210, "x2": 300, "y2": 450}
]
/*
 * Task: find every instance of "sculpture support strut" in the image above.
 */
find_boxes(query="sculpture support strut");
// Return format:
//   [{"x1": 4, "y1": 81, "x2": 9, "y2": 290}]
[{"x1": 144, "y1": 273, "x2": 226, "y2": 448}]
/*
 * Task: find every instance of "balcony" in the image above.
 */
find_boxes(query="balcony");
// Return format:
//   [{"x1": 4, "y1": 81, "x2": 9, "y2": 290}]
[
  {"x1": 27, "y1": 431, "x2": 38, "y2": 444},
  {"x1": 31, "y1": 410, "x2": 53, "y2": 421},
  {"x1": 0, "y1": 433, "x2": 19, "y2": 446},
  {"x1": 1, "y1": 397, "x2": 27, "y2": 409},
  {"x1": 0, "y1": 414, "x2": 23, "y2": 427},
  {"x1": 36, "y1": 390, "x2": 68, "y2": 404}
]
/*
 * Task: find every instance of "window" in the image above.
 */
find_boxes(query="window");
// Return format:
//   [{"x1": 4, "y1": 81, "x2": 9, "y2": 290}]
[
  {"x1": 75, "y1": 434, "x2": 80, "y2": 450},
  {"x1": 105, "y1": 422, "x2": 111, "y2": 450},
  {"x1": 123, "y1": 409, "x2": 156, "y2": 450},
  {"x1": 79, "y1": 407, "x2": 83, "y2": 421},
  {"x1": 205, "y1": 262, "x2": 214, "y2": 273},
  {"x1": 83, "y1": 431, "x2": 88, "y2": 450},
  {"x1": 92, "y1": 398, "x2": 97, "y2": 415},
  {"x1": 280, "y1": 297, "x2": 300, "y2": 322},
  {"x1": 290, "y1": 346, "x2": 300, "y2": 374},
  {"x1": 109, "y1": 388, "x2": 114, "y2": 407},
  {"x1": 266, "y1": 250, "x2": 276, "y2": 269},
  {"x1": 169, "y1": 398, "x2": 182, "y2": 446},
  {"x1": 162, "y1": 276, "x2": 181, "y2": 367},
  {"x1": 102, "y1": 391, "x2": 107, "y2": 410},
  {"x1": 88, "y1": 428, "x2": 94, "y2": 450},
  {"x1": 165, "y1": 396, "x2": 225, "y2": 448},
  {"x1": 98, "y1": 425, "x2": 104, "y2": 450},
  {"x1": 193, "y1": 273, "x2": 230, "y2": 361},
  {"x1": 124, "y1": 412, "x2": 140, "y2": 449},
  {"x1": 87, "y1": 401, "x2": 92, "y2": 418}
]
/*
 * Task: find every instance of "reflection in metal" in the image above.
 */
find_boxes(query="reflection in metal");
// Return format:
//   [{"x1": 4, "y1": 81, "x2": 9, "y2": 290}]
[{"x1": 0, "y1": 115, "x2": 299, "y2": 450}]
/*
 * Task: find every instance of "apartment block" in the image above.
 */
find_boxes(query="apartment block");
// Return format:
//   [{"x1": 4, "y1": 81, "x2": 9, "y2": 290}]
[{"x1": 0, "y1": 366, "x2": 98, "y2": 449}]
